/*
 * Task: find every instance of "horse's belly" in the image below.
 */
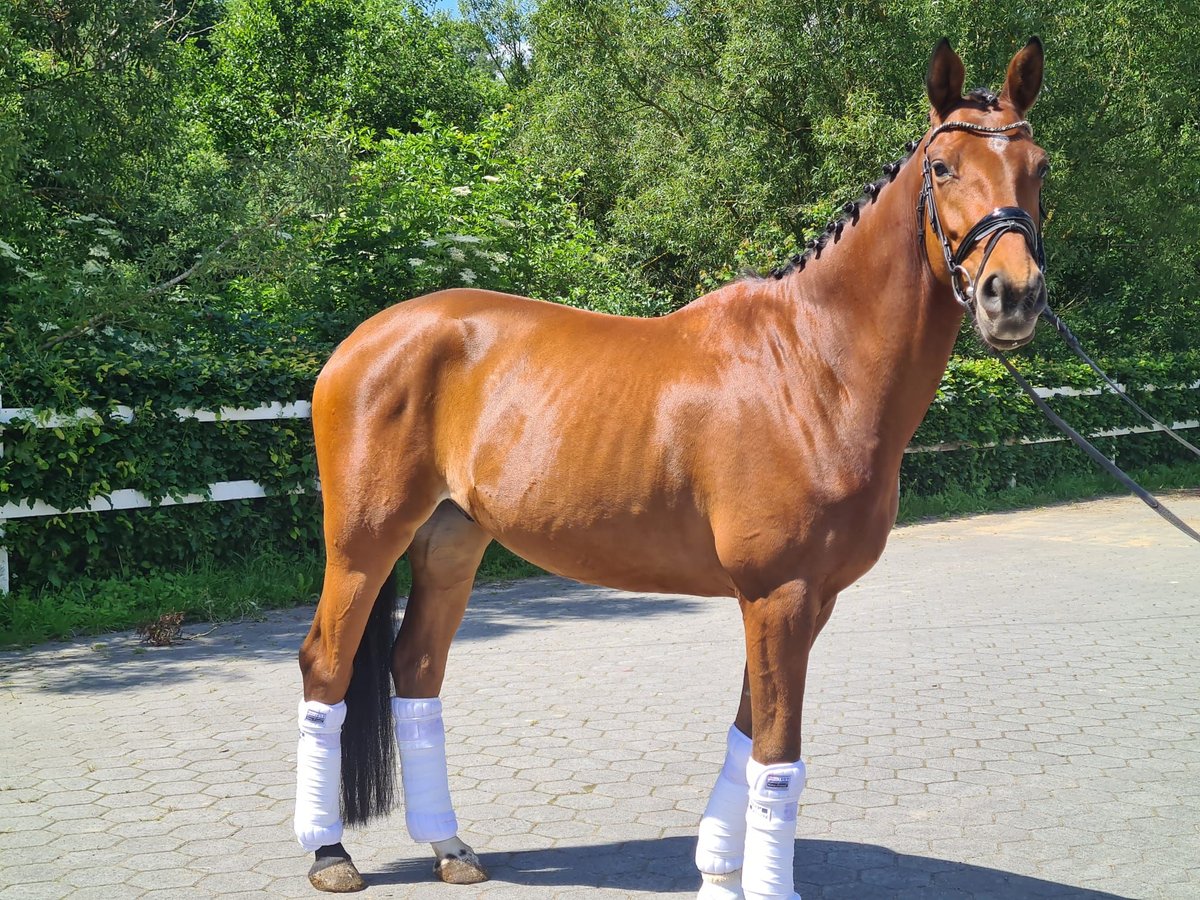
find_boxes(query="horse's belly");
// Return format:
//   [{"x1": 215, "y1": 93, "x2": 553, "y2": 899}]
[
  {"x1": 446, "y1": 386, "x2": 733, "y2": 594},
  {"x1": 465, "y1": 500, "x2": 736, "y2": 598}
]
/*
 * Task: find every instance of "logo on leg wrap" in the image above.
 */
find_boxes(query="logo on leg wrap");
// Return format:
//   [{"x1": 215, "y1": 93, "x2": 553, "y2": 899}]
[
  {"x1": 304, "y1": 711, "x2": 327, "y2": 725},
  {"x1": 749, "y1": 800, "x2": 798, "y2": 823},
  {"x1": 764, "y1": 773, "x2": 791, "y2": 790}
]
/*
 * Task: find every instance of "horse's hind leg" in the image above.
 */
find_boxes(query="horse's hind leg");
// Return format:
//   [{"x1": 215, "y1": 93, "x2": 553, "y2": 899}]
[
  {"x1": 391, "y1": 501, "x2": 491, "y2": 885},
  {"x1": 296, "y1": 459, "x2": 442, "y2": 892}
]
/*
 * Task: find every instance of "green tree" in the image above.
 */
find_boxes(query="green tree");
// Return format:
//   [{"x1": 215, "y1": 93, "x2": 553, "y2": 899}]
[
  {"x1": 457, "y1": 0, "x2": 534, "y2": 89},
  {"x1": 0, "y1": 0, "x2": 238, "y2": 351},
  {"x1": 204, "y1": 0, "x2": 500, "y2": 153},
  {"x1": 521, "y1": 0, "x2": 1200, "y2": 353}
]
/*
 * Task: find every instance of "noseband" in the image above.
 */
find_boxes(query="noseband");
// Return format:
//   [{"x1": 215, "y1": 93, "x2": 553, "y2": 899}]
[{"x1": 916, "y1": 119, "x2": 1045, "y2": 308}]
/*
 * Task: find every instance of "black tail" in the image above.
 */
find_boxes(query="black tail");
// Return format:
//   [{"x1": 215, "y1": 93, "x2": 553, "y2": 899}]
[{"x1": 340, "y1": 570, "x2": 399, "y2": 826}]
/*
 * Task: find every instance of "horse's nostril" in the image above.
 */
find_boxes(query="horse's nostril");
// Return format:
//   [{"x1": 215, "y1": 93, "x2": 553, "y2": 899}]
[
  {"x1": 978, "y1": 273, "x2": 1005, "y2": 312},
  {"x1": 1027, "y1": 275, "x2": 1048, "y2": 314}
]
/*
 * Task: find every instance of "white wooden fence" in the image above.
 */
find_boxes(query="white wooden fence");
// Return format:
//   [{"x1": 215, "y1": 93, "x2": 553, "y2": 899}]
[
  {"x1": 1, "y1": 385, "x2": 1196, "y2": 594},
  {"x1": 0, "y1": 397, "x2": 312, "y2": 594}
]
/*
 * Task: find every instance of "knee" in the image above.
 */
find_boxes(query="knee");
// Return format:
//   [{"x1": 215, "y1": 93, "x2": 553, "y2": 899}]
[{"x1": 299, "y1": 640, "x2": 318, "y2": 679}]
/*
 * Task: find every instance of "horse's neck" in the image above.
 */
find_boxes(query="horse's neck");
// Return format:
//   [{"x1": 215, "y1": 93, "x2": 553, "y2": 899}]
[{"x1": 774, "y1": 158, "x2": 963, "y2": 460}]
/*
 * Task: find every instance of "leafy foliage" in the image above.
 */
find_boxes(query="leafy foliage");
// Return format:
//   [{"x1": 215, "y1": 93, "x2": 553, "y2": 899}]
[
  {"x1": 247, "y1": 112, "x2": 669, "y2": 346},
  {"x1": 905, "y1": 354, "x2": 1200, "y2": 495},
  {"x1": 0, "y1": 1, "x2": 230, "y2": 335},
  {"x1": 522, "y1": 0, "x2": 1200, "y2": 351},
  {"x1": 0, "y1": 309, "x2": 323, "y2": 590},
  {"x1": 204, "y1": 0, "x2": 499, "y2": 152},
  {"x1": 1, "y1": 1, "x2": 1196, "y2": 636}
]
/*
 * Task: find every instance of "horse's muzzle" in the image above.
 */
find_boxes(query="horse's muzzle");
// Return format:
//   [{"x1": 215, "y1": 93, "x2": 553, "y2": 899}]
[{"x1": 975, "y1": 270, "x2": 1046, "y2": 348}]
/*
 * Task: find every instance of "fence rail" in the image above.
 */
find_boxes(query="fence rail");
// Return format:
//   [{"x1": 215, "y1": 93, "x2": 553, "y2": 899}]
[
  {"x1": 0, "y1": 399, "x2": 312, "y2": 593},
  {"x1": 0, "y1": 400, "x2": 312, "y2": 428},
  {"x1": 2, "y1": 388, "x2": 1197, "y2": 594}
]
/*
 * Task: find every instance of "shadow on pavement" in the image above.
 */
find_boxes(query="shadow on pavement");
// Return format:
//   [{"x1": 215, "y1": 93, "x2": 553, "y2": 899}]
[
  {"x1": 0, "y1": 576, "x2": 712, "y2": 694},
  {"x1": 368, "y1": 836, "x2": 1130, "y2": 898},
  {"x1": 457, "y1": 578, "x2": 711, "y2": 641}
]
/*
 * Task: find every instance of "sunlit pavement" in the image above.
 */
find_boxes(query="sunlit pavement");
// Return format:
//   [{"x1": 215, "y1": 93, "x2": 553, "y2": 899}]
[{"x1": 2, "y1": 493, "x2": 1198, "y2": 899}]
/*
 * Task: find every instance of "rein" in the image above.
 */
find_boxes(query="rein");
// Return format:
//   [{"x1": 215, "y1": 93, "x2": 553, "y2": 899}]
[
  {"x1": 988, "y1": 348, "x2": 1200, "y2": 542},
  {"x1": 915, "y1": 119, "x2": 1200, "y2": 544}
]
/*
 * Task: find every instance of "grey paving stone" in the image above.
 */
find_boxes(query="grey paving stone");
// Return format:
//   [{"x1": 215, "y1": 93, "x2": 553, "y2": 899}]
[{"x1": 0, "y1": 495, "x2": 1197, "y2": 898}]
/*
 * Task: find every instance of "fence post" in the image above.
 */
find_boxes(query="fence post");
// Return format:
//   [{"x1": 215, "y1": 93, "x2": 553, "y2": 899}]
[{"x1": 0, "y1": 523, "x2": 7, "y2": 596}]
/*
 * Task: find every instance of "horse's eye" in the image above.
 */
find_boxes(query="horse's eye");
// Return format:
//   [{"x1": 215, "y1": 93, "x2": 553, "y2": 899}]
[
  {"x1": 1037, "y1": 162, "x2": 1051, "y2": 180},
  {"x1": 931, "y1": 161, "x2": 952, "y2": 178}
]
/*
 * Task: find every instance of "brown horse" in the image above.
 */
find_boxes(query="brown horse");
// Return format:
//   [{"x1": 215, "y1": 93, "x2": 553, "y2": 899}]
[{"x1": 293, "y1": 37, "x2": 1049, "y2": 898}]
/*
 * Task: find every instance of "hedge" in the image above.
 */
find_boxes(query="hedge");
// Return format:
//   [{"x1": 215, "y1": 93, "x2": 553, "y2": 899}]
[
  {"x1": 2, "y1": 324, "x2": 1197, "y2": 593},
  {"x1": 904, "y1": 353, "x2": 1200, "y2": 495}
]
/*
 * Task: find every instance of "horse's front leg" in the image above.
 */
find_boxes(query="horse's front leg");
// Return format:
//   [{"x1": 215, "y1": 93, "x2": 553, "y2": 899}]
[{"x1": 737, "y1": 580, "x2": 824, "y2": 900}]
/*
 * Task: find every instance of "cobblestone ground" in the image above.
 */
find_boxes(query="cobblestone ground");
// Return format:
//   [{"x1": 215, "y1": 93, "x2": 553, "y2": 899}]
[{"x1": 2, "y1": 494, "x2": 1198, "y2": 900}]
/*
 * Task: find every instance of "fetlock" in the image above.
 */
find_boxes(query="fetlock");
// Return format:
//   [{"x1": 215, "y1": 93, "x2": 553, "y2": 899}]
[
  {"x1": 294, "y1": 700, "x2": 347, "y2": 852},
  {"x1": 742, "y1": 759, "x2": 806, "y2": 900}
]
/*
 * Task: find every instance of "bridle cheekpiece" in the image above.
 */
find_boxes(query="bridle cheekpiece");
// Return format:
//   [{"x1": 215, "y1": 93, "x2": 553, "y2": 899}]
[{"x1": 916, "y1": 119, "x2": 1046, "y2": 308}]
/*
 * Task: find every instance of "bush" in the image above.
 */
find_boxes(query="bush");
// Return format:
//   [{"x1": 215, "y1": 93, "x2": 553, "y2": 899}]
[
  {"x1": 239, "y1": 112, "x2": 670, "y2": 347},
  {"x1": 3, "y1": 334, "x2": 1196, "y2": 595}
]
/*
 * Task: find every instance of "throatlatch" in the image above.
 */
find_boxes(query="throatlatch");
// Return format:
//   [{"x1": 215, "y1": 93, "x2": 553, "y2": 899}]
[{"x1": 294, "y1": 699, "x2": 346, "y2": 851}]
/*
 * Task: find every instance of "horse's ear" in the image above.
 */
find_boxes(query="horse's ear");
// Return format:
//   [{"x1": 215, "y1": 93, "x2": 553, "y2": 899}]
[
  {"x1": 1001, "y1": 36, "x2": 1044, "y2": 114},
  {"x1": 926, "y1": 38, "x2": 965, "y2": 123}
]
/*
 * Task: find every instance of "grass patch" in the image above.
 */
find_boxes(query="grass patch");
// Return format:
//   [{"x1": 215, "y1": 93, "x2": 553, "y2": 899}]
[
  {"x1": 3, "y1": 462, "x2": 1195, "y2": 648},
  {"x1": 0, "y1": 551, "x2": 325, "y2": 648},
  {"x1": 896, "y1": 460, "x2": 1200, "y2": 523},
  {"x1": 0, "y1": 541, "x2": 543, "y2": 648}
]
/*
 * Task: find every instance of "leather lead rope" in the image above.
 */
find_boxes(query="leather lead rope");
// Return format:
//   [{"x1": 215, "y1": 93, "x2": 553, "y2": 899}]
[
  {"x1": 1040, "y1": 307, "x2": 1200, "y2": 458},
  {"x1": 990, "y1": 347, "x2": 1200, "y2": 545}
]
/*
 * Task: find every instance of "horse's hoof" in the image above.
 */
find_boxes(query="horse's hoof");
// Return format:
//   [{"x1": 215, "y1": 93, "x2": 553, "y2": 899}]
[
  {"x1": 308, "y1": 843, "x2": 366, "y2": 893},
  {"x1": 434, "y1": 846, "x2": 489, "y2": 885}
]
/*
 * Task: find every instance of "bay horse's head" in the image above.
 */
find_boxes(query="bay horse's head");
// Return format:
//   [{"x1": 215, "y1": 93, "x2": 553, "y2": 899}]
[{"x1": 921, "y1": 37, "x2": 1049, "y2": 349}]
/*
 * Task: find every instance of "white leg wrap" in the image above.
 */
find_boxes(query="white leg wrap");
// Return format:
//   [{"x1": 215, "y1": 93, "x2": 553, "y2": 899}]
[
  {"x1": 393, "y1": 697, "x2": 458, "y2": 843},
  {"x1": 696, "y1": 725, "x2": 753, "y2": 877},
  {"x1": 294, "y1": 700, "x2": 346, "y2": 852},
  {"x1": 742, "y1": 758, "x2": 806, "y2": 900}
]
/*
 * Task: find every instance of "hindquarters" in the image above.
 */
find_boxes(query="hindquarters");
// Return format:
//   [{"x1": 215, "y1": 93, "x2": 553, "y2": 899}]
[
  {"x1": 299, "y1": 298, "x2": 486, "y2": 823},
  {"x1": 300, "y1": 304, "x2": 458, "y2": 698}
]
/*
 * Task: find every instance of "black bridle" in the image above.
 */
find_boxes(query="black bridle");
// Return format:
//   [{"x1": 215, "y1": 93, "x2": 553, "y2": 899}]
[
  {"x1": 914, "y1": 118, "x2": 1200, "y2": 544},
  {"x1": 916, "y1": 118, "x2": 1044, "y2": 308}
]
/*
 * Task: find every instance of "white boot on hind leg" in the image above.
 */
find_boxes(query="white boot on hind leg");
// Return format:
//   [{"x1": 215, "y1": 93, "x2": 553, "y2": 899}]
[
  {"x1": 392, "y1": 697, "x2": 488, "y2": 885},
  {"x1": 742, "y1": 758, "x2": 806, "y2": 900},
  {"x1": 294, "y1": 700, "x2": 346, "y2": 852},
  {"x1": 294, "y1": 700, "x2": 365, "y2": 893},
  {"x1": 696, "y1": 725, "x2": 753, "y2": 899}
]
